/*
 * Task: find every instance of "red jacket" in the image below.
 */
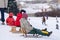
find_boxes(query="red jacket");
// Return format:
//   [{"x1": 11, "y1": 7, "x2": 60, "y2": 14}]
[
  {"x1": 15, "y1": 12, "x2": 22, "y2": 27},
  {"x1": 6, "y1": 17, "x2": 15, "y2": 26},
  {"x1": 6, "y1": 12, "x2": 15, "y2": 26}
]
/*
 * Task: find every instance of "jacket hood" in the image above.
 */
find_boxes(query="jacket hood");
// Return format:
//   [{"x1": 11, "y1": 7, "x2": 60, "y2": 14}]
[{"x1": 9, "y1": 12, "x2": 13, "y2": 17}]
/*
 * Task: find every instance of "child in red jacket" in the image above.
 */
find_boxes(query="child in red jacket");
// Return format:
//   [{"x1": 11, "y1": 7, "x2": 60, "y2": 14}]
[
  {"x1": 15, "y1": 12, "x2": 22, "y2": 27},
  {"x1": 6, "y1": 12, "x2": 17, "y2": 32},
  {"x1": 14, "y1": 11, "x2": 22, "y2": 32}
]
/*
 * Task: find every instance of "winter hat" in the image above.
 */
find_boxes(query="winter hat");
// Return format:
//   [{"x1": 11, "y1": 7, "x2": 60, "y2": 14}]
[
  {"x1": 9, "y1": 12, "x2": 13, "y2": 17},
  {"x1": 20, "y1": 9, "x2": 26, "y2": 13}
]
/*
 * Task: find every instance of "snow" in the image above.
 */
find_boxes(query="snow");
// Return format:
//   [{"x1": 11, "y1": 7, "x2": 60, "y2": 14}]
[
  {"x1": 0, "y1": 13, "x2": 60, "y2": 40},
  {"x1": 16, "y1": 0, "x2": 34, "y2": 1}
]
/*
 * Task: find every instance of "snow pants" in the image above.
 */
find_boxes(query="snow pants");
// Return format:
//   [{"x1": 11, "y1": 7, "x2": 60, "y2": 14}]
[{"x1": 28, "y1": 28, "x2": 49, "y2": 36}]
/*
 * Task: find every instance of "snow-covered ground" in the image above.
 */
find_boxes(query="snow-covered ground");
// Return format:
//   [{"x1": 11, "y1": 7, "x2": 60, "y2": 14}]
[{"x1": 0, "y1": 13, "x2": 60, "y2": 40}]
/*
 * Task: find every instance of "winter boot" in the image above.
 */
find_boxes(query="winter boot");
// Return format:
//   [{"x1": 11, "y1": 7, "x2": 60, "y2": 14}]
[
  {"x1": 2, "y1": 22, "x2": 5, "y2": 25},
  {"x1": 42, "y1": 28, "x2": 47, "y2": 31},
  {"x1": 47, "y1": 31, "x2": 52, "y2": 37}
]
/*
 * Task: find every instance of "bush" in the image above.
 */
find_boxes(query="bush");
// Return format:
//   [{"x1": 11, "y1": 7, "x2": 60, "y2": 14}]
[
  {"x1": 35, "y1": 10, "x2": 60, "y2": 17},
  {"x1": 5, "y1": 0, "x2": 19, "y2": 16}
]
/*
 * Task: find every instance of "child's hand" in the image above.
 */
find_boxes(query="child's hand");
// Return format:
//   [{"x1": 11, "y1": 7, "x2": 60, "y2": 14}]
[{"x1": 30, "y1": 25, "x2": 32, "y2": 27}]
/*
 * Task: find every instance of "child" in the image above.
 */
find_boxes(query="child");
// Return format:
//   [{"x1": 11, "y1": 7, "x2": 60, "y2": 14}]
[
  {"x1": 15, "y1": 9, "x2": 28, "y2": 32},
  {"x1": 20, "y1": 13, "x2": 52, "y2": 37},
  {"x1": 15, "y1": 11, "x2": 22, "y2": 32},
  {"x1": 42, "y1": 16, "x2": 46, "y2": 25},
  {"x1": 15, "y1": 12, "x2": 22, "y2": 27},
  {"x1": 6, "y1": 12, "x2": 17, "y2": 32}
]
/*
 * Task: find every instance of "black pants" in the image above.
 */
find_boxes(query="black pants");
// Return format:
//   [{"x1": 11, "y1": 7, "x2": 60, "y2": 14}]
[{"x1": 0, "y1": 8, "x2": 5, "y2": 22}]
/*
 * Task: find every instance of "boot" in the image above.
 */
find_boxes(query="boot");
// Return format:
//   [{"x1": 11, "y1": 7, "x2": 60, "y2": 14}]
[
  {"x1": 2, "y1": 22, "x2": 5, "y2": 25},
  {"x1": 47, "y1": 31, "x2": 52, "y2": 37},
  {"x1": 42, "y1": 28, "x2": 47, "y2": 31},
  {"x1": 18, "y1": 28, "x2": 22, "y2": 33}
]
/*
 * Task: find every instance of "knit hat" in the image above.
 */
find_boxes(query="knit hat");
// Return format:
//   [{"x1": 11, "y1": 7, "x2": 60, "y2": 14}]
[{"x1": 20, "y1": 9, "x2": 26, "y2": 13}]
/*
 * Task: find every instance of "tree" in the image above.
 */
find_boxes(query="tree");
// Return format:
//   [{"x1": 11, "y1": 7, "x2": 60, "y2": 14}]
[{"x1": 5, "y1": 0, "x2": 19, "y2": 15}]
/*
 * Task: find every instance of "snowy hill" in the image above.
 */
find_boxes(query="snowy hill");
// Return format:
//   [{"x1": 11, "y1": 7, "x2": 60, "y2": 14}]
[{"x1": 0, "y1": 13, "x2": 60, "y2": 40}]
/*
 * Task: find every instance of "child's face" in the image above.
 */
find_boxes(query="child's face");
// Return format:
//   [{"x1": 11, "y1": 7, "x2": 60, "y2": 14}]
[{"x1": 22, "y1": 12, "x2": 24, "y2": 14}]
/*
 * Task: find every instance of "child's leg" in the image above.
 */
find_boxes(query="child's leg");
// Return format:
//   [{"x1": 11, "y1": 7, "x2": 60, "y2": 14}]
[
  {"x1": 44, "y1": 22, "x2": 47, "y2": 26},
  {"x1": 28, "y1": 28, "x2": 52, "y2": 36},
  {"x1": 42, "y1": 21, "x2": 43, "y2": 24},
  {"x1": 38, "y1": 30, "x2": 52, "y2": 36},
  {"x1": 41, "y1": 31, "x2": 48, "y2": 34},
  {"x1": 21, "y1": 28, "x2": 27, "y2": 36},
  {"x1": 33, "y1": 28, "x2": 52, "y2": 36}
]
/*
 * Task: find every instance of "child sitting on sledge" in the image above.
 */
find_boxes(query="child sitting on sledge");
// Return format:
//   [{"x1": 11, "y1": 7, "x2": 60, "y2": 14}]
[
  {"x1": 6, "y1": 12, "x2": 17, "y2": 32},
  {"x1": 20, "y1": 13, "x2": 52, "y2": 37},
  {"x1": 15, "y1": 10, "x2": 28, "y2": 32},
  {"x1": 15, "y1": 11, "x2": 22, "y2": 27}
]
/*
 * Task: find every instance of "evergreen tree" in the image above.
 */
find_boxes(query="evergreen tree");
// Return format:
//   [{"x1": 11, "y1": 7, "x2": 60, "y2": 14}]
[{"x1": 5, "y1": 0, "x2": 19, "y2": 15}]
